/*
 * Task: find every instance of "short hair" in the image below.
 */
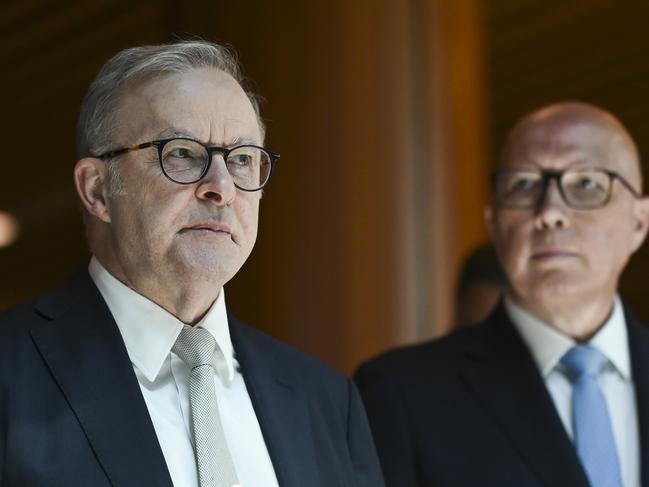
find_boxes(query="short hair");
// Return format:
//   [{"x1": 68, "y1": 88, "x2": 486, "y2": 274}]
[
  {"x1": 456, "y1": 243, "x2": 507, "y2": 300},
  {"x1": 76, "y1": 40, "x2": 265, "y2": 159}
]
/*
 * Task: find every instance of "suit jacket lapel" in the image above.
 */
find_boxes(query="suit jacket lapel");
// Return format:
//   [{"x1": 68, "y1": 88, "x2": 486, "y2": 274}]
[
  {"x1": 229, "y1": 313, "x2": 321, "y2": 487},
  {"x1": 626, "y1": 309, "x2": 649, "y2": 487},
  {"x1": 30, "y1": 270, "x2": 173, "y2": 487},
  {"x1": 460, "y1": 304, "x2": 589, "y2": 487}
]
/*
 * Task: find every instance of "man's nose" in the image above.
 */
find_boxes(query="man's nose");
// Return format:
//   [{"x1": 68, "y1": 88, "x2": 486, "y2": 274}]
[
  {"x1": 534, "y1": 179, "x2": 570, "y2": 230},
  {"x1": 194, "y1": 155, "x2": 236, "y2": 205}
]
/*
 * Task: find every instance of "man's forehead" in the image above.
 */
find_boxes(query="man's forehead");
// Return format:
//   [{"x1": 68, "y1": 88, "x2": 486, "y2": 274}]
[
  {"x1": 504, "y1": 121, "x2": 611, "y2": 160},
  {"x1": 117, "y1": 68, "x2": 261, "y2": 145},
  {"x1": 500, "y1": 110, "x2": 640, "y2": 180}
]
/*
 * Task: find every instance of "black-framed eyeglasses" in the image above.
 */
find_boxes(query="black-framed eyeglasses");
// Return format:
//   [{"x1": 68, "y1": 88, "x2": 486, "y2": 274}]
[
  {"x1": 98, "y1": 137, "x2": 280, "y2": 191},
  {"x1": 491, "y1": 168, "x2": 642, "y2": 210}
]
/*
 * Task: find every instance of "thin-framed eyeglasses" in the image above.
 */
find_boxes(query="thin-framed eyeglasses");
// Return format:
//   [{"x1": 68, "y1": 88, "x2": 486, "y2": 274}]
[
  {"x1": 491, "y1": 168, "x2": 642, "y2": 210},
  {"x1": 98, "y1": 137, "x2": 280, "y2": 191}
]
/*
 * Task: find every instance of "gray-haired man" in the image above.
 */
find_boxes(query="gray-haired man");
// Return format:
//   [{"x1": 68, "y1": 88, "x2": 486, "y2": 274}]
[{"x1": 0, "y1": 41, "x2": 384, "y2": 487}]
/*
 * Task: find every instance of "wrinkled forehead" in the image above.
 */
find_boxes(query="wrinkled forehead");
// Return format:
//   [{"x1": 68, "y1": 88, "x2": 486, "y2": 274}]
[
  {"x1": 116, "y1": 68, "x2": 262, "y2": 145},
  {"x1": 500, "y1": 114, "x2": 641, "y2": 186}
]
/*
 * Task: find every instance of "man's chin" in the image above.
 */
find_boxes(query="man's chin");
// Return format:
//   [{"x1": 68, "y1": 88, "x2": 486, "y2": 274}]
[
  {"x1": 170, "y1": 247, "x2": 235, "y2": 274},
  {"x1": 527, "y1": 275, "x2": 592, "y2": 305}
]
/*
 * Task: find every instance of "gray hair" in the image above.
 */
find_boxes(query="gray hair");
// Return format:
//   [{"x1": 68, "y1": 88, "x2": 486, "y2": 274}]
[{"x1": 76, "y1": 40, "x2": 265, "y2": 161}]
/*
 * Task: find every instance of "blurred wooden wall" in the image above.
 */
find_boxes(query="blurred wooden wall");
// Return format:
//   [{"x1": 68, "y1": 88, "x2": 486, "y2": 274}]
[
  {"x1": 217, "y1": 0, "x2": 489, "y2": 370},
  {"x1": 10, "y1": 0, "x2": 649, "y2": 372},
  {"x1": 0, "y1": 0, "x2": 489, "y2": 373}
]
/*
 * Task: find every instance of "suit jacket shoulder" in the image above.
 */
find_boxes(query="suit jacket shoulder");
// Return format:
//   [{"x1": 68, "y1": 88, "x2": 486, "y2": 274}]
[
  {"x1": 356, "y1": 321, "x2": 490, "y2": 382},
  {"x1": 0, "y1": 271, "x2": 385, "y2": 487},
  {"x1": 0, "y1": 268, "x2": 174, "y2": 487},
  {"x1": 355, "y1": 304, "x2": 589, "y2": 487},
  {"x1": 233, "y1": 315, "x2": 352, "y2": 388}
]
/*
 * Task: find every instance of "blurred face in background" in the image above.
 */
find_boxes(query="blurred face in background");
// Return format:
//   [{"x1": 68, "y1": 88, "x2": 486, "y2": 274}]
[{"x1": 456, "y1": 282, "x2": 503, "y2": 327}]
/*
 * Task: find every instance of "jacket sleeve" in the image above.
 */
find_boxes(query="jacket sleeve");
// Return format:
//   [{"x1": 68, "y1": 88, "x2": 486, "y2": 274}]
[{"x1": 354, "y1": 361, "x2": 419, "y2": 487}]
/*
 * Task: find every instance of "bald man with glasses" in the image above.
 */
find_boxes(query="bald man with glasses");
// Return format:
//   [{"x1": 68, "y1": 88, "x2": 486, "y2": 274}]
[{"x1": 356, "y1": 102, "x2": 649, "y2": 487}]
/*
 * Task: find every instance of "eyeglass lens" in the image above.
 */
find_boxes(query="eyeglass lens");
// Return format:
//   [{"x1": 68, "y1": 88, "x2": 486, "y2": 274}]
[
  {"x1": 161, "y1": 139, "x2": 271, "y2": 189},
  {"x1": 495, "y1": 169, "x2": 612, "y2": 209}
]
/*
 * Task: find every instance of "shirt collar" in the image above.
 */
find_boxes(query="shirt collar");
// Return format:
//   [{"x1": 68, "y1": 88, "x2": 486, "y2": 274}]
[
  {"x1": 88, "y1": 256, "x2": 235, "y2": 383},
  {"x1": 505, "y1": 294, "x2": 631, "y2": 380}
]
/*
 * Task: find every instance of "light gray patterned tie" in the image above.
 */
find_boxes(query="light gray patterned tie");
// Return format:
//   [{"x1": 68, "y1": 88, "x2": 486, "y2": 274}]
[{"x1": 173, "y1": 326, "x2": 239, "y2": 487}]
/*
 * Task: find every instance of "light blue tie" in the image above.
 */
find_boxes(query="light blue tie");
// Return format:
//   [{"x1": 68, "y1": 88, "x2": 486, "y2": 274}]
[{"x1": 561, "y1": 345, "x2": 623, "y2": 487}]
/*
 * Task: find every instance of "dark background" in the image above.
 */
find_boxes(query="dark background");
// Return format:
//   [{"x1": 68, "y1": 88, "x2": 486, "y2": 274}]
[{"x1": 2, "y1": 0, "x2": 649, "y2": 372}]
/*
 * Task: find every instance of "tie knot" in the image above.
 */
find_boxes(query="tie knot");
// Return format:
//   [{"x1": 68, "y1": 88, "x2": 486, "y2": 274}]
[
  {"x1": 560, "y1": 345, "x2": 608, "y2": 380},
  {"x1": 172, "y1": 326, "x2": 217, "y2": 368}
]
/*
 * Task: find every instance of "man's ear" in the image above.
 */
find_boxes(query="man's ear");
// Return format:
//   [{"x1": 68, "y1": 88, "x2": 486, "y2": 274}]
[
  {"x1": 74, "y1": 158, "x2": 112, "y2": 223},
  {"x1": 630, "y1": 196, "x2": 649, "y2": 253}
]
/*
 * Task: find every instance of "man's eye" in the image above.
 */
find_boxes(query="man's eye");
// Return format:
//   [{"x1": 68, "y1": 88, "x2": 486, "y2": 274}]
[
  {"x1": 168, "y1": 148, "x2": 196, "y2": 159},
  {"x1": 564, "y1": 172, "x2": 609, "y2": 194},
  {"x1": 510, "y1": 178, "x2": 538, "y2": 191},
  {"x1": 576, "y1": 177, "x2": 600, "y2": 190},
  {"x1": 228, "y1": 154, "x2": 253, "y2": 166}
]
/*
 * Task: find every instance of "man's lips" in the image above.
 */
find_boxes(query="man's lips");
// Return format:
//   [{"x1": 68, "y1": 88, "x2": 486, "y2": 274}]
[
  {"x1": 181, "y1": 223, "x2": 232, "y2": 235},
  {"x1": 531, "y1": 249, "x2": 577, "y2": 260}
]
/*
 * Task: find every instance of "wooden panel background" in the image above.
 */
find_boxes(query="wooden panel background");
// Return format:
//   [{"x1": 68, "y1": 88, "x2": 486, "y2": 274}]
[{"x1": 16, "y1": 0, "x2": 649, "y2": 372}]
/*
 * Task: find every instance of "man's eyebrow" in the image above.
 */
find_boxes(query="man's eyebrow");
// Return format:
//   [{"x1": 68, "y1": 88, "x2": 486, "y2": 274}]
[
  {"x1": 151, "y1": 131, "x2": 260, "y2": 147},
  {"x1": 153, "y1": 130, "x2": 197, "y2": 140},
  {"x1": 230, "y1": 136, "x2": 260, "y2": 146}
]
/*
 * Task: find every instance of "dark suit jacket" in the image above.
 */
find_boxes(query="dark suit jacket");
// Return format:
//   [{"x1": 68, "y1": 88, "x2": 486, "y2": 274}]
[
  {"x1": 355, "y1": 302, "x2": 649, "y2": 487},
  {"x1": 0, "y1": 269, "x2": 384, "y2": 487}
]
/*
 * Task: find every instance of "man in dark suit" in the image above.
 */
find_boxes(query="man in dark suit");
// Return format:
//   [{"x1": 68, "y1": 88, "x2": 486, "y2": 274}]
[
  {"x1": 0, "y1": 41, "x2": 384, "y2": 487},
  {"x1": 355, "y1": 102, "x2": 649, "y2": 487}
]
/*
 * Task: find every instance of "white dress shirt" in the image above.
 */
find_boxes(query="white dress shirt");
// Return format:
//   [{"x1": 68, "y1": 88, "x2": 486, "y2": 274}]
[
  {"x1": 89, "y1": 257, "x2": 279, "y2": 487},
  {"x1": 505, "y1": 295, "x2": 639, "y2": 487}
]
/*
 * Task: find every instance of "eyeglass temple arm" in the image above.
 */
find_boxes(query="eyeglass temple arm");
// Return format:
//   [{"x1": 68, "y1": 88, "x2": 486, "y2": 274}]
[{"x1": 98, "y1": 141, "x2": 158, "y2": 160}]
